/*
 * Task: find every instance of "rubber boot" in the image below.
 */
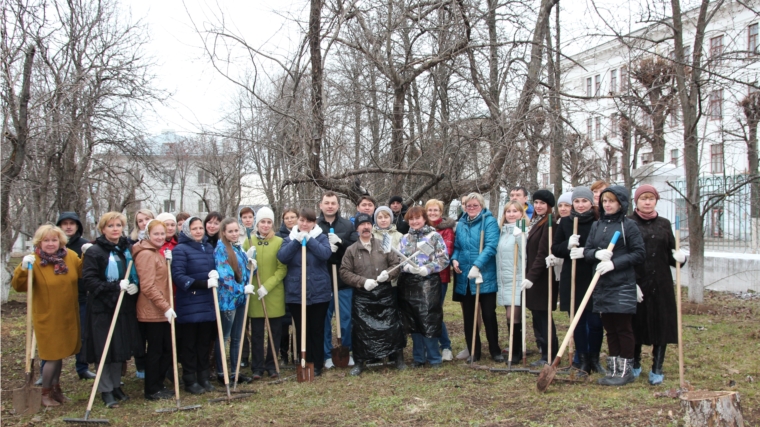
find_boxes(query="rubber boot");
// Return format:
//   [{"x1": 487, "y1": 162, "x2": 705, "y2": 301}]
[
  {"x1": 197, "y1": 370, "x2": 215, "y2": 392},
  {"x1": 597, "y1": 356, "x2": 617, "y2": 385},
  {"x1": 395, "y1": 350, "x2": 407, "y2": 371},
  {"x1": 649, "y1": 345, "x2": 666, "y2": 385},
  {"x1": 604, "y1": 357, "x2": 635, "y2": 386},
  {"x1": 590, "y1": 353, "x2": 607, "y2": 375},
  {"x1": 508, "y1": 324, "x2": 523, "y2": 365},
  {"x1": 52, "y1": 383, "x2": 70, "y2": 403},
  {"x1": 576, "y1": 353, "x2": 590, "y2": 377},
  {"x1": 182, "y1": 373, "x2": 205, "y2": 395},
  {"x1": 349, "y1": 361, "x2": 365, "y2": 376},
  {"x1": 41, "y1": 387, "x2": 61, "y2": 407},
  {"x1": 632, "y1": 343, "x2": 642, "y2": 378}
]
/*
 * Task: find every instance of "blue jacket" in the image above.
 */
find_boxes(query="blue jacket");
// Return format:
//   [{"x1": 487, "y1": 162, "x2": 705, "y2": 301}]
[
  {"x1": 171, "y1": 233, "x2": 217, "y2": 324},
  {"x1": 277, "y1": 230, "x2": 333, "y2": 305},
  {"x1": 452, "y1": 208, "x2": 500, "y2": 295},
  {"x1": 214, "y1": 241, "x2": 249, "y2": 312}
]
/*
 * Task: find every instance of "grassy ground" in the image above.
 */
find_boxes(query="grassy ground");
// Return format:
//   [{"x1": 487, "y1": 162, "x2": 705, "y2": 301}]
[{"x1": 1, "y1": 284, "x2": 758, "y2": 426}]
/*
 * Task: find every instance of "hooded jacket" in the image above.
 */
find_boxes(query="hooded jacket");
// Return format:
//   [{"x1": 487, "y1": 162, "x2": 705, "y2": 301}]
[
  {"x1": 277, "y1": 225, "x2": 333, "y2": 305},
  {"x1": 213, "y1": 240, "x2": 249, "y2": 312},
  {"x1": 57, "y1": 211, "x2": 90, "y2": 302},
  {"x1": 584, "y1": 186, "x2": 646, "y2": 314},
  {"x1": 133, "y1": 239, "x2": 172, "y2": 322},
  {"x1": 171, "y1": 218, "x2": 217, "y2": 324},
  {"x1": 392, "y1": 203, "x2": 410, "y2": 234},
  {"x1": 452, "y1": 208, "x2": 500, "y2": 295},
  {"x1": 431, "y1": 217, "x2": 456, "y2": 284},
  {"x1": 496, "y1": 222, "x2": 524, "y2": 307},
  {"x1": 276, "y1": 221, "x2": 291, "y2": 239},
  {"x1": 316, "y1": 211, "x2": 357, "y2": 290}
]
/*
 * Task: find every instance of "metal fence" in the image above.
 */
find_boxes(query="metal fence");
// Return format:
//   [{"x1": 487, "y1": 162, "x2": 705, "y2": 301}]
[{"x1": 655, "y1": 174, "x2": 759, "y2": 254}]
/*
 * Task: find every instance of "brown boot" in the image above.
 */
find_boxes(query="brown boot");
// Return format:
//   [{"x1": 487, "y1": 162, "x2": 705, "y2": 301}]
[
  {"x1": 41, "y1": 387, "x2": 61, "y2": 407},
  {"x1": 52, "y1": 384, "x2": 70, "y2": 403}
]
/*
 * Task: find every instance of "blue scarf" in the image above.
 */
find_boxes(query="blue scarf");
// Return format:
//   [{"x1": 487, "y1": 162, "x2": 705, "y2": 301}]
[{"x1": 106, "y1": 249, "x2": 135, "y2": 282}]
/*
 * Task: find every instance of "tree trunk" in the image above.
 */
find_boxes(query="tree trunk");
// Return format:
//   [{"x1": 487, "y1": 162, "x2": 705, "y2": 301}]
[
  {"x1": 546, "y1": 8, "x2": 563, "y2": 194},
  {"x1": 308, "y1": 0, "x2": 324, "y2": 178},
  {"x1": 680, "y1": 391, "x2": 744, "y2": 427}
]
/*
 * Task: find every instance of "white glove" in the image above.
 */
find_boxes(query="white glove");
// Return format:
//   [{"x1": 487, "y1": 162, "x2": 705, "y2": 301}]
[
  {"x1": 512, "y1": 227, "x2": 523, "y2": 237},
  {"x1": 414, "y1": 266, "x2": 429, "y2": 277},
  {"x1": 81, "y1": 243, "x2": 93, "y2": 255},
  {"x1": 596, "y1": 260, "x2": 614, "y2": 275},
  {"x1": 126, "y1": 283, "x2": 139, "y2": 295},
  {"x1": 328, "y1": 233, "x2": 342, "y2": 245},
  {"x1": 119, "y1": 279, "x2": 130, "y2": 292},
  {"x1": 377, "y1": 270, "x2": 389, "y2": 283},
  {"x1": 299, "y1": 231, "x2": 309, "y2": 242},
  {"x1": 330, "y1": 243, "x2": 338, "y2": 253},
  {"x1": 520, "y1": 279, "x2": 533, "y2": 291},
  {"x1": 467, "y1": 266, "x2": 480, "y2": 279},
  {"x1": 568, "y1": 234, "x2": 580, "y2": 249},
  {"x1": 636, "y1": 285, "x2": 644, "y2": 303},
  {"x1": 207, "y1": 278, "x2": 219, "y2": 288},
  {"x1": 475, "y1": 273, "x2": 483, "y2": 284},
  {"x1": 545, "y1": 254, "x2": 559, "y2": 268},
  {"x1": 22, "y1": 254, "x2": 35, "y2": 269},
  {"x1": 247, "y1": 258, "x2": 258, "y2": 271},
  {"x1": 595, "y1": 249, "x2": 613, "y2": 262},
  {"x1": 402, "y1": 263, "x2": 415, "y2": 274},
  {"x1": 570, "y1": 247, "x2": 585, "y2": 260},
  {"x1": 244, "y1": 284, "x2": 255, "y2": 295},
  {"x1": 257, "y1": 286, "x2": 268, "y2": 300},
  {"x1": 164, "y1": 249, "x2": 172, "y2": 261},
  {"x1": 208, "y1": 270, "x2": 219, "y2": 279},
  {"x1": 164, "y1": 308, "x2": 177, "y2": 322},
  {"x1": 672, "y1": 249, "x2": 687, "y2": 263},
  {"x1": 364, "y1": 279, "x2": 378, "y2": 291},
  {"x1": 246, "y1": 247, "x2": 256, "y2": 260}
]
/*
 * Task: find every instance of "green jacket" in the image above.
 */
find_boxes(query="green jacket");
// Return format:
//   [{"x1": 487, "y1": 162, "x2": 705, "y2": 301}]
[{"x1": 244, "y1": 234, "x2": 287, "y2": 318}]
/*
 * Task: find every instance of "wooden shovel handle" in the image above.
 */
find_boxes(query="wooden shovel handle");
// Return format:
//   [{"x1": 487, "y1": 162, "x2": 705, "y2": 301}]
[
  {"x1": 167, "y1": 260, "x2": 181, "y2": 403},
  {"x1": 25, "y1": 260, "x2": 34, "y2": 374},
  {"x1": 301, "y1": 240, "x2": 307, "y2": 368},
  {"x1": 332, "y1": 264, "x2": 341, "y2": 339}
]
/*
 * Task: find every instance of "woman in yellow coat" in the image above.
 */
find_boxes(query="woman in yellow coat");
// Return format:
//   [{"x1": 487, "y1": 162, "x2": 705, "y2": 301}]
[{"x1": 12, "y1": 224, "x2": 82, "y2": 407}]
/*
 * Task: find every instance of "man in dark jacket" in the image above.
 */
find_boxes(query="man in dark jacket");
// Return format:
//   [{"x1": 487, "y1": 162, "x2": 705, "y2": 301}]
[
  {"x1": 317, "y1": 192, "x2": 358, "y2": 368},
  {"x1": 57, "y1": 212, "x2": 96, "y2": 380},
  {"x1": 388, "y1": 196, "x2": 410, "y2": 234}
]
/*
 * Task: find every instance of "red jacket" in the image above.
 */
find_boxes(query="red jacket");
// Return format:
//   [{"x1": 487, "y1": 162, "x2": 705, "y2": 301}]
[{"x1": 431, "y1": 217, "x2": 456, "y2": 284}]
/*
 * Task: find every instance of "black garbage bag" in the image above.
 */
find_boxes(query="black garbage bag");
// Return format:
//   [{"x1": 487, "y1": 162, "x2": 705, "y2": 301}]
[
  {"x1": 351, "y1": 282, "x2": 406, "y2": 361},
  {"x1": 397, "y1": 272, "x2": 442, "y2": 339}
]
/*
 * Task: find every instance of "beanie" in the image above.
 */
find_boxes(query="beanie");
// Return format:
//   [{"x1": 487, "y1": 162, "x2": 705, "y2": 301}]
[{"x1": 532, "y1": 189, "x2": 556, "y2": 208}]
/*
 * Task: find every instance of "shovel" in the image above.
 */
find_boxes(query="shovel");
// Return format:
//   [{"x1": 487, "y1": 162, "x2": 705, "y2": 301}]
[
  {"x1": 12, "y1": 260, "x2": 41, "y2": 415},
  {"x1": 64, "y1": 261, "x2": 134, "y2": 425},
  {"x1": 208, "y1": 284, "x2": 252, "y2": 403},
  {"x1": 232, "y1": 256, "x2": 255, "y2": 392},
  {"x1": 329, "y1": 228, "x2": 351, "y2": 368},
  {"x1": 156, "y1": 260, "x2": 201, "y2": 413},
  {"x1": 469, "y1": 230, "x2": 485, "y2": 367},
  {"x1": 296, "y1": 237, "x2": 315, "y2": 382},
  {"x1": 568, "y1": 217, "x2": 579, "y2": 366},
  {"x1": 547, "y1": 214, "x2": 553, "y2": 364},
  {"x1": 521, "y1": 219, "x2": 527, "y2": 367},
  {"x1": 537, "y1": 231, "x2": 620, "y2": 393},
  {"x1": 387, "y1": 238, "x2": 436, "y2": 275},
  {"x1": 507, "y1": 229, "x2": 519, "y2": 371},
  {"x1": 675, "y1": 217, "x2": 686, "y2": 389},
  {"x1": 257, "y1": 270, "x2": 281, "y2": 376}
]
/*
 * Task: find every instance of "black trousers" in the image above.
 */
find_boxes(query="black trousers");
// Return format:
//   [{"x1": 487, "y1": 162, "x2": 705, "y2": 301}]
[
  {"x1": 250, "y1": 316, "x2": 283, "y2": 373},
  {"x1": 177, "y1": 321, "x2": 217, "y2": 375},
  {"x1": 141, "y1": 321, "x2": 172, "y2": 395},
  {"x1": 135, "y1": 322, "x2": 148, "y2": 372},
  {"x1": 531, "y1": 309, "x2": 558, "y2": 361},
  {"x1": 602, "y1": 313, "x2": 634, "y2": 359},
  {"x1": 288, "y1": 302, "x2": 329, "y2": 370},
  {"x1": 460, "y1": 292, "x2": 500, "y2": 359}
]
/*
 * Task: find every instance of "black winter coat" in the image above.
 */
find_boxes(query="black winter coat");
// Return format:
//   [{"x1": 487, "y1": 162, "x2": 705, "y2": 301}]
[
  {"x1": 393, "y1": 205, "x2": 410, "y2": 234},
  {"x1": 317, "y1": 212, "x2": 357, "y2": 290},
  {"x1": 57, "y1": 211, "x2": 90, "y2": 303},
  {"x1": 552, "y1": 212, "x2": 596, "y2": 313},
  {"x1": 584, "y1": 186, "x2": 646, "y2": 315},
  {"x1": 82, "y1": 235, "x2": 143, "y2": 364},
  {"x1": 525, "y1": 218, "x2": 557, "y2": 311},
  {"x1": 276, "y1": 222, "x2": 291, "y2": 239},
  {"x1": 630, "y1": 212, "x2": 682, "y2": 345}
]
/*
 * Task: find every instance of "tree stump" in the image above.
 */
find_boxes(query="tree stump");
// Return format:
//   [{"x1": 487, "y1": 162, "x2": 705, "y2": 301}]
[{"x1": 680, "y1": 391, "x2": 744, "y2": 427}]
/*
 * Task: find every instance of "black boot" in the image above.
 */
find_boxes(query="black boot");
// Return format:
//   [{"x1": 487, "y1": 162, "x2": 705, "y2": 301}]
[
  {"x1": 183, "y1": 373, "x2": 205, "y2": 395},
  {"x1": 597, "y1": 356, "x2": 617, "y2": 385},
  {"x1": 197, "y1": 370, "x2": 215, "y2": 392},
  {"x1": 349, "y1": 361, "x2": 365, "y2": 376},
  {"x1": 649, "y1": 345, "x2": 666, "y2": 385},
  {"x1": 508, "y1": 324, "x2": 524, "y2": 365},
  {"x1": 395, "y1": 350, "x2": 407, "y2": 371},
  {"x1": 590, "y1": 353, "x2": 606, "y2": 375},
  {"x1": 577, "y1": 353, "x2": 591, "y2": 376},
  {"x1": 604, "y1": 357, "x2": 635, "y2": 386}
]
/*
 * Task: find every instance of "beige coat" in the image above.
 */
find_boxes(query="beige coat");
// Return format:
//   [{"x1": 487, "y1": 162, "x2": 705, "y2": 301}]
[
  {"x1": 12, "y1": 250, "x2": 82, "y2": 360},
  {"x1": 340, "y1": 238, "x2": 401, "y2": 288},
  {"x1": 133, "y1": 240, "x2": 172, "y2": 322}
]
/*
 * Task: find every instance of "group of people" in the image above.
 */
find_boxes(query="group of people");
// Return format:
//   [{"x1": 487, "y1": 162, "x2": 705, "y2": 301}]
[{"x1": 12, "y1": 182, "x2": 686, "y2": 409}]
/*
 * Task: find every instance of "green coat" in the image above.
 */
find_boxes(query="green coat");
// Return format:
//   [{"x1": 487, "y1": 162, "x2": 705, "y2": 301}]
[{"x1": 244, "y1": 234, "x2": 287, "y2": 318}]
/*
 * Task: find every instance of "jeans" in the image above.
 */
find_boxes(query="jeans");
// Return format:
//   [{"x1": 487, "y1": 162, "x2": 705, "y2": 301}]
[
  {"x1": 438, "y1": 282, "x2": 451, "y2": 351},
  {"x1": 412, "y1": 333, "x2": 442, "y2": 365},
  {"x1": 323, "y1": 288, "x2": 352, "y2": 357},
  {"x1": 214, "y1": 304, "x2": 247, "y2": 376}
]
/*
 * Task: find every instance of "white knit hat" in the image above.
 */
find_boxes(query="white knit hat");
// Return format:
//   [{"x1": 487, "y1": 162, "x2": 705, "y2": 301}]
[
  {"x1": 156, "y1": 212, "x2": 176, "y2": 223},
  {"x1": 254, "y1": 207, "x2": 275, "y2": 230}
]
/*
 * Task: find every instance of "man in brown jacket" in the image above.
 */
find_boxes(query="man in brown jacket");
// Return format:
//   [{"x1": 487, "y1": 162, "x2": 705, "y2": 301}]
[{"x1": 340, "y1": 213, "x2": 406, "y2": 376}]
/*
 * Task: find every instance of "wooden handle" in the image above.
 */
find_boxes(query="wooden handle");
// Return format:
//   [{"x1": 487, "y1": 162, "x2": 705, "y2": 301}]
[
  {"x1": 547, "y1": 217, "x2": 553, "y2": 361},
  {"x1": 332, "y1": 264, "x2": 341, "y2": 339},
  {"x1": 212, "y1": 286, "x2": 229, "y2": 386},
  {"x1": 25, "y1": 260, "x2": 34, "y2": 373},
  {"x1": 234, "y1": 269, "x2": 255, "y2": 389},
  {"x1": 508, "y1": 239, "x2": 519, "y2": 364},
  {"x1": 257, "y1": 272, "x2": 279, "y2": 374},
  {"x1": 167, "y1": 260, "x2": 181, "y2": 403},
  {"x1": 675, "y1": 227, "x2": 685, "y2": 388},
  {"x1": 470, "y1": 229, "x2": 485, "y2": 365},
  {"x1": 86, "y1": 260, "x2": 133, "y2": 413},
  {"x1": 521, "y1": 219, "x2": 527, "y2": 366},
  {"x1": 301, "y1": 241, "x2": 307, "y2": 368},
  {"x1": 569, "y1": 217, "x2": 579, "y2": 362}
]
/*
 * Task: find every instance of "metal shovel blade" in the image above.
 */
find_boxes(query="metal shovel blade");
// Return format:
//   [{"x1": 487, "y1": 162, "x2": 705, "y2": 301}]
[
  {"x1": 12, "y1": 372, "x2": 41, "y2": 416},
  {"x1": 416, "y1": 240, "x2": 435, "y2": 256},
  {"x1": 331, "y1": 345, "x2": 350, "y2": 368},
  {"x1": 296, "y1": 362, "x2": 314, "y2": 383}
]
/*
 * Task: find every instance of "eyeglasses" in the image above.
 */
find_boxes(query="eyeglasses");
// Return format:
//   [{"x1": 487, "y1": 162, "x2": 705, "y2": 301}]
[{"x1": 465, "y1": 204, "x2": 481, "y2": 209}]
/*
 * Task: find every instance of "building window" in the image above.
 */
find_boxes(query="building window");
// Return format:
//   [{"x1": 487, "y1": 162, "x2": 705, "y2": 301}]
[
  {"x1": 163, "y1": 200, "x2": 176, "y2": 213},
  {"x1": 542, "y1": 173, "x2": 549, "y2": 188},
  {"x1": 709, "y1": 89, "x2": 723, "y2": 120},
  {"x1": 611, "y1": 114, "x2": 618, "y2": 137},
  {"x1": 749, "y1": 23, "x2": 759, "y2": 55},
  {"x1": 620, "y1": 66, "x2": 628, "y2": 91},
  {"x1": 198, "y1": 169, "x2": 211, "y2": 184},
  {"x1": 610, "y1": 69, "x2": 617, "y2": 94},
  {"x1": 586, "y1": 77, "x2": 592, "y2": 97},
  {"x1": 710, "y1": 35, "x2": 724, "y2": 65},
  {"x1": 587, "y1": 117, "x2": 593, "y2": 138},
  {"x1": 670, "y1": 107, "x2": 680, "y2": 126},
  {"x1": 198, "y1": 200, "x2": 206, "y2": 214},
  {"x1": 594, "y1": 74, "x2": 601, "y2": 96},
  {"x1": 671, "y1": 149, "x2": 679, "y2": 167},
  {"x1": 595, "y1": 116, "x2": 602, "y2": 139},
  {"x1": 711, "y1": 144, "x2": 724, "y2": 174},
  {"x1": 610, "y1": 156, "x2": 620, "y2": 180},
  {"x1": 642, "y1": 152, "x2": 654, "y2": 165}
]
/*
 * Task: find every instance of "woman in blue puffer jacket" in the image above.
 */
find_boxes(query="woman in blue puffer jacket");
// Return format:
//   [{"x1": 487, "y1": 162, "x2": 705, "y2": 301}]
[
  {"x1": 276, "y1": 208, "x2": 332, "y2": 376},
  {"x1": 451, "y1": 193, "x2": 501, "y2": 363},
  {"x1": 171, "y1": 216, "x2": 218, "y2": 395}
]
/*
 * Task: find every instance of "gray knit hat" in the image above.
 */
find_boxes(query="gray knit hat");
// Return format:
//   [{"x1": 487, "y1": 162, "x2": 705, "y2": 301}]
[
  {"x1": 557, "y1": 192, "x2": 573, "y2": 206},
  {"x1": 374, "y1": 206, "x2": 394, "y2": 224},
  {"x1": 572, "y1": 186, "x2": 594, "y2": 204}
]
